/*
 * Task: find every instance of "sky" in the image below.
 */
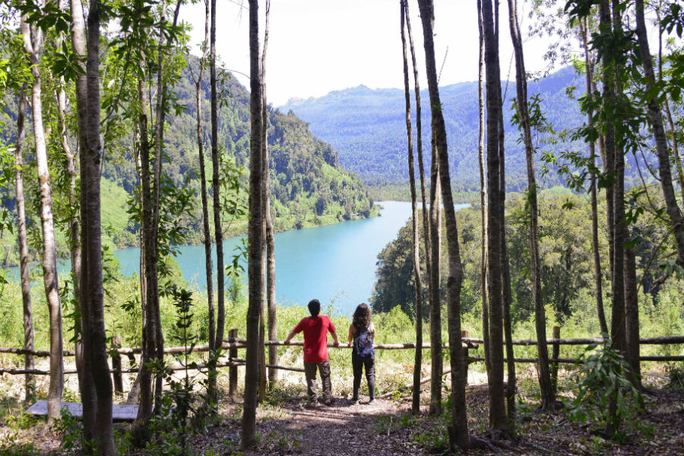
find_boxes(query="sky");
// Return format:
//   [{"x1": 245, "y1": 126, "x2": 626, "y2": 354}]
[{"x1": 182, "y1": 0, "x2": 556, "y2": 107}]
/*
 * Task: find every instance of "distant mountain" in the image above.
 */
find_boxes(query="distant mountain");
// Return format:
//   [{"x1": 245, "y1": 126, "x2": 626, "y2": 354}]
[{"x1": 281, "y1": 66, "x2": 586, "y2": 192}]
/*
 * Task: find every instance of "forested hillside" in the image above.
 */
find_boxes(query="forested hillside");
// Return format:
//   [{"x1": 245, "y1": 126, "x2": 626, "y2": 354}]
[
  {"x1": 0, "y1": 57, "x2": 376, "y2": 267},
  {"x1": 283, "y1": 66, "x2": 586, "y2": 190}
]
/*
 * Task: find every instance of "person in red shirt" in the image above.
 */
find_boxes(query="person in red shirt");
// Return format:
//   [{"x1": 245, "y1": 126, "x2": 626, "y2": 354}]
[{"x1": 284, "y1": 299, "x2": 340, "y2": 406}]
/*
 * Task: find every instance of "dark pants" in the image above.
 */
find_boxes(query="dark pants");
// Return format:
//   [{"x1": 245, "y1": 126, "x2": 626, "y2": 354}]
[
  {"x1": 303, "y1": 360, "x2": 331, "y2": 402},
  {"x1": 352, "y1": 354, "x2": 375, "y2": 401}
]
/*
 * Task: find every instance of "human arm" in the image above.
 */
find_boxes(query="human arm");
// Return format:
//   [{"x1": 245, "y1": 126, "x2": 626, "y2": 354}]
[
  {"x1": 283, "y1": 329, "x2": 297, "y2": 344},
  {"x1": 347, "y1": 324, "x2": 355, "y2": 346}
]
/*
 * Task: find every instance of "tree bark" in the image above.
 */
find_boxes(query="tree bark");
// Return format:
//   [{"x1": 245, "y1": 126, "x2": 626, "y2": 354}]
[
  {"x1": 416, "y1": 0, "x2": 470, "y2": 449},
  {"x1": 21, "y1": 8, "x2": 63, "y2": 425},
  {"x1": 580, "y1": 18, "x2": 608, "y2": 336},
  {"x1": 401, "y1": 0, "x2": 424, "y2": 416},
  {"x1": 481, "y1": 0, "x2": 510, "y2": 436},
  {"x1": 260, "y1": 0, "x2": 278, "y2": 389},
  {"x1": 243, "y1": 0, "x2": 264, "y2": 448},
  {"x1": 81, "y1": 0, "x2": 116, "y2": 451},
  {"x1": 477, "y1": 0, "x2": 491, "y2": 381},
  {"x1": 634, "y1": 0, "x2": 684, "y2": 267},
  {"x1": 507, "y1": 0, "x2": 554, "y2": 410},
  {"x1": 15, "y1": 87, "x2": 34, "y2": 403},
  {"x1": 68, "y1": 0, "x2": 97, "y2": 440},
  {"x1": 210, "y1": 0, "x2": 226, "y2": 352},
  {"x1": 194, "y1": 0, "x2": 218, "y2": 408}
]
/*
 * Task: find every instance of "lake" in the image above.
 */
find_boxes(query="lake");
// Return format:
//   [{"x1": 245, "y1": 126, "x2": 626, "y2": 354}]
[{"x1": 9, "y1": 201, "x2": 469, "y2": 315}]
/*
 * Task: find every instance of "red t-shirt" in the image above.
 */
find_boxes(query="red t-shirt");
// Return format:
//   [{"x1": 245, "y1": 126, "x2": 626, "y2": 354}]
[{"x1": 293, "y1": 315, "x2": 336, "y2": 363}]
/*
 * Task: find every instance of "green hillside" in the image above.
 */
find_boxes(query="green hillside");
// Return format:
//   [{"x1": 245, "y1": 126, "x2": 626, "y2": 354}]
[{"x1": 0, "y1": 56, "x2": 377, "y2": 268}]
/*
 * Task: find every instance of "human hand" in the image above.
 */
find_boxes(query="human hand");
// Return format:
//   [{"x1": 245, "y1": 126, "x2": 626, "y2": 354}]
[{"x1": 333, "y1": 340, "x2": 339, "y2": 347}]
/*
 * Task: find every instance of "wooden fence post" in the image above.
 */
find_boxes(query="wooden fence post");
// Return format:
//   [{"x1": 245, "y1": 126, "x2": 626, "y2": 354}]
[
  {"x1": 229, "y1": 329, "x2": 238, "y2": 400},
  {"x1": 551, "y1": 326, "x2": 560, "y2": 391},
  {"x1": 111, "y1": 335, "x2": 123, "y2": 394},
  {"x1": 461, "y1": 330, "x2": 469, "y2": 386}
]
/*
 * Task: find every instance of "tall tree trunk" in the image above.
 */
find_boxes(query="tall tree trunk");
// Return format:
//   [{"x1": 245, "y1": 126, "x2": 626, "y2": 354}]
[
  {"x1": 428, "y1": 136, "x2": 441, "y2": 416},
  {"x1": 477, "y1": 0, "x2": 491, "y2": 381},
  {"x1": 81, "y1": 0, "x2": 116, "y2": 451},
  {"x1": 68, "y1": 0, "x2": 97, "y2": 439},
  {"x1": 210, "y1": 0, "x2": 226, "y2": 352},
  {"x1": 634, "y1": 0, "x2": 684, "y2": 266},
  {"x1": 21, "y1": 9, "x2": 63, "y2": 425},
  {"x1": 417, "y1": 0, "x2": 470, "y2": 449},
  {"x1": 136, "y1": 66, "x2": 158, "y2": 427},
  {"x1": 507, "y1": 0, "x2": 554, "y2": 410},
  {"x1": 481, "y1": 0, "x2": 510, "y2": 437},
  {"x1": 15, "y1": 87, "x2": 34, "y2": 403},
  {"x1": 195, "y1": 0, "x2": 218, "y2": 407},
  {"x1": 400, "y1": 0, "x2": 424, "y2": 416},
  {"x1": 402, "y1": 0, "x2": 429, "y2": 414},
  {"x1": 580, "y1": 19, "x2": 608, "y2": 336},
  {"x1": 260, "y1": 0, "x2": 278, "y2": 389},
  {"x1": 243, "y1": 0, "x2": 264, "y2": 448},
  {"x1": 602, "y1": 0, "x2": 626, "y2": 437},
  {"x1": 196, "y1": 0, "x2": 214, "y2": 351}
]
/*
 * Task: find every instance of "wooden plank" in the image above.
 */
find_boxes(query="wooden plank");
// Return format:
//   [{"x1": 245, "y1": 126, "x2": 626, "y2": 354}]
[{"x1": 26, "y1": 400, "x2": 140, "y2": 422}]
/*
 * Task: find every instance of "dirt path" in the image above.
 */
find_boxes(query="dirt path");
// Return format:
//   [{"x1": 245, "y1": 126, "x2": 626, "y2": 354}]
[{"x1": 241, "y1": 397, "x2": 427, "y2": 456}]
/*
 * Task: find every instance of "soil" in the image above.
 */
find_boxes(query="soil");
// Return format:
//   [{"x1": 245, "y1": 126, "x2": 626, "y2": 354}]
[{"x1": 2, "y1": 370, "x2": 684, "y2": 455}]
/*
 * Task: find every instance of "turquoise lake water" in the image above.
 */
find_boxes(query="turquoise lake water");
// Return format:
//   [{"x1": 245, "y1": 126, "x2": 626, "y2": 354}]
[{"x1": 8, "y1": 201, "x2": 469, "y2": 315}]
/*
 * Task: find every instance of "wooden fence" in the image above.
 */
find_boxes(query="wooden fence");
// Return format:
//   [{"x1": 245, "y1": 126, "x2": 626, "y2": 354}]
[{"x1": 1, "y1": 330, "x2": 682, "y2": 398}]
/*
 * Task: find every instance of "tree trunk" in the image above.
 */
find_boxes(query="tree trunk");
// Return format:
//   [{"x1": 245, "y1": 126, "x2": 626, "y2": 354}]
[
  {"x1": 402, "y1": 0, "x2": 429, "y2": 414},
  {"x1": 15, "y1": 87, "x2": 34, "y2": 403},
  {"x1": 477, "y1": 0, "x2": 491, "y2": 381},
  {"x1": 243, "y1": 0, "x2": 264, "y2": 448},
  {"x1": 634, "y1": 0, "x2": 684, "y2": 267},
  {"x1": 401, "y1": 0, "x2": 424, "y2": 416},
  {"x1": 68, "y1": 0, "x2": 97, "y2": 440},
  {"x1": 261, "y1": 0, "x2": 278, "y2": 388},
  {"x1": 428, "y1": 136, "x2": 441, "y2": 416},
  {"x1": 580, "y1": 19, "x2": 608, "y2": 336},
  {"x1": 210, "y1": 0, "x2": 226, "y2": 352},
  {"x1": 195, "y1": 0, "x2": 218, "y2": 407},
  {"x1": 481, "y1": 0, "x2": 510, "y2": 437},
  {"x1": 136, "y1": 67, "x2": 158, "y2": 428},
  {"x1": 624, "y1": 244, "x2": 640, "y2": 387},
  {"x1": 81, "y1": 0, "x2": 116, "y2": 451},
  {"x1": 602, "y1": 0, "x2": 626, "y2": 437},
  {"x1": 21, "y1": 10, "x2": 63, "y2": 425},
  {"x1": 507, "y1": 0, "x2": 554, "y2": 410},
  {"x1": 417, "y1": 0, "x2": 470, "y2": 449}
]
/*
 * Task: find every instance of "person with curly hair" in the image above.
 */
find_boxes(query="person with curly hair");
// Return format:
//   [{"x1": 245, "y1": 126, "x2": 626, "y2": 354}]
[{"x1": 347, "y1": 303, "x2": 376, "y2": 405}]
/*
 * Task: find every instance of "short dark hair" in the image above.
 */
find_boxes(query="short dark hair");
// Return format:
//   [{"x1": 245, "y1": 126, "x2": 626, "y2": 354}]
[{"x1": 308, "y1": 299, "x2": 321, "y2": 316}]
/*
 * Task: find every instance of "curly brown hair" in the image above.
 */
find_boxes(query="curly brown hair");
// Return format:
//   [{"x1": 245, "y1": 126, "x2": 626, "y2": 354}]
[{"x1": 352, "y1": 303, "x2": 372, "y2": 331}]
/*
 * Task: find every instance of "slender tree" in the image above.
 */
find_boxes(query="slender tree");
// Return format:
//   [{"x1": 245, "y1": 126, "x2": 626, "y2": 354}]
[
  {"x1": 417, "y1": 0, "x2": 470, "y2": 449},
  {"x1": 210, "y1": 0, "x2": 227, "y2": 352},
  {"x1": 400, "y1": 0, "x2": 424, "y2": 415},
  {"x1": 243, "y1": 0, "x2": 265, "y2": 447},
  {"x1": 507, "y1": 0, "x2": 554, "y2": 410},
  {"x1": 635, "y1": 1, "x2": 684, "y2": 265},
  {"x1": 79, "y1": 0, "x2": 116, "y2": 450},
  {"x1": 481, "y1": 0, "x2": 511, "y2": 437},
  {"x1": 68, "y1": 0, "x2": 97, "y2": 439},
  {"x1": 21, "y1": 4, "x2": 63, "y2": 424},
  {"x1": 580, "y1": 17, "x2": 608, "y2": 336},
  {"x1": 260, "y1": 0, "x2": 278, "y2": 388},
  {"x1": 477, "y1": 0, "x2": 491, "y2": 379},
  {"x1": 14, "y1": 87, "x2": 34, "y2": 403}
]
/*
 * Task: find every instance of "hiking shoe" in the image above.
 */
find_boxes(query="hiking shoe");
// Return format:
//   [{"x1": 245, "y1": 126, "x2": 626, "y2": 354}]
[
  {"x1": 321, "y1": 398, "x2": 335, "y2": 407},
  {"x1": 367, "y1": 399, "x2": 375, "y2": 405},
  {"x1": 350, "y1": 399, "x2": 359, "y2": 406},
  {"x1": 305, "y1": 400, "x2": 318, "y2": 409}
]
